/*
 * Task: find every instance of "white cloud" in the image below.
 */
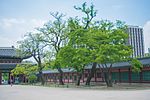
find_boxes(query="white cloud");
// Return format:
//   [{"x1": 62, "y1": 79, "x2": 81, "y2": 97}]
[
  {"x1": 0, "y1": 18, "x2": 46, "y2": 32},
  {"x1": 0, "y1": 18, "x2": 26, "y2": 29},
  {"x1": 0, "y1": 18, "x2": 46, "y2": 47},
  {"x1": 143, "y1": 21, "x2": 150, "y2": 53}
]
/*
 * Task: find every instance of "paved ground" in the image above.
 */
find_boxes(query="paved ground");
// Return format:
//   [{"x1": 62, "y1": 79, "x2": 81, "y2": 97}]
[{"x1": 0, "y1": 85, "x2": 150, "y2": 100}]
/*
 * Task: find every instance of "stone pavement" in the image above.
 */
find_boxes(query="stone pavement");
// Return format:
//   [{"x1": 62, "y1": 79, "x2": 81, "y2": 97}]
[{"x1": 0, "y1": 85, "x2": 150, "y2": 100}]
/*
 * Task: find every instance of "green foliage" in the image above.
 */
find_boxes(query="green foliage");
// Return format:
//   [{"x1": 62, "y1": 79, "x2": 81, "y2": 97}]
[
  {"x1": 74, "y1": 2, "x2": 97, "y2": 28},
  {"x1": 11, "y1": 64, "x2": 38, "y2": 78},
  {"x1": 57, "y1": 3, "x2": 97, "y2": 71},
  {"x1": 144, "y1": 53, "x2": 150, "y2": 57},
  {"x1": 39, "y1": 12, "x2": 68, "y2": 53},
  {"x1": 57, "y1": 46, "x2": 91, "y2": 72},
  {"x1": 131, "y1": 59, "x2": 143, "y2": 72},
  {"x1": 2, "y1": 73, "x2": 9, "y2": 81},
  {"x1": 11, "y1": 65, "x2": 26, "y2": 76},
  {"x1": 56, "y1": 3, "x2": 136, "y2": 74},
  {"x1": 28, "y1": 74, "x2": 37, "y2": 83},
  {"x1": 17, "y1": 33, "x2": 46, "y2": 60},
  {"x1": 67, "y1": 17, "x2": 133, "y2": 67},
  {"x1": 38, "y1": 12, "x2": 68, "y2": 71},
  {"x1": 87, "y1": 20, "x2": 132, "y2": 64},
  {"x1": 15, "y1": 2, "x2": 142, "y2": 81},
  {"x1": 57, "y1": 2, "x2": 96, "y2": 71}
]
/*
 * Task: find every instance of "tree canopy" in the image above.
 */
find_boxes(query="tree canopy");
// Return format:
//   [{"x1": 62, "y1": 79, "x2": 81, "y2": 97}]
[{"x1": 15, "y1": 2, "x2": 143, "y2": 87}]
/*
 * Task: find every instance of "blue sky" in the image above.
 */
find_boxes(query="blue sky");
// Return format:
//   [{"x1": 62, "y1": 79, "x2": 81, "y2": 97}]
[{"x1": 0, "y1": 0, "x2": 150, "y2": 52}]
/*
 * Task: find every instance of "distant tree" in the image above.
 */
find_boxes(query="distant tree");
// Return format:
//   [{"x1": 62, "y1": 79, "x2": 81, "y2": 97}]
[
  {"x1": 28, "y1": 74, "x2": 37, "y2": 84},
  {"x1": 131, "y1": 59, "x2": 143, "y2": 73},
  {"x1": 17, "y1": 33, "x2": 46, "y2": 85},
  {"x1": 38, "y1": 12, "x2": 68, "y2": 85},
  {"x1": 144, "y1": 53, "x2": 150, "y2": 57},
  {"x1": 11, "y1": 64, "x2": 38, "y2": 83},
  {"x1": 11, "y1": 65, "x2": 26, "y2": 77}
]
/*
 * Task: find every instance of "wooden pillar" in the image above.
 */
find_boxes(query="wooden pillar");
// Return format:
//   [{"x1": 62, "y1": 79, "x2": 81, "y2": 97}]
[
  {"x1": 52, "y1": 73, "x2": 54, "y2": 82},
  {"x1": 72, "y1": 73, "x2": 74, "y2": 83},
  {"x1": 83, "y1": 70, "x2": 84, "y2": 83},
  {"x1": 119, "y1": 69, "x2": 121, "y2": 83},
  {"x1": 8, "y1": 72, "x2": 11, "y2": 84},
  {"x1": 24, "y1": 75, "x2": 27, "y2": 83},
  {"x1": 0, "y1": 73, "x2": 1, "y2": 85},
  {"x1": 140, "y1": 69, "x2": 143, "y2": 83},
  {"x1": 95, "y1": 70, "x2": 97, "y2": 82},
  {"x1": 64, "y1": 74, "x2": 65, "y2": 83},
  {"x1": 128, "y1": 68, "x2": 131, "y2": 83},
  {"x1": 50, "y1": 74, "x2": 51, "y2": 82},
  {"x1": 68, "y1": 73, "x2": 69, "y2": 83},
  {"x1": 54, "y1": 74, "x2": 56, "y2": 83},
  {"x1": 23, "y1": 75, "x2": 26, "y2": 83},
  {"x1": 13, "y1": 76, "x2": 15, "y2": 83}
]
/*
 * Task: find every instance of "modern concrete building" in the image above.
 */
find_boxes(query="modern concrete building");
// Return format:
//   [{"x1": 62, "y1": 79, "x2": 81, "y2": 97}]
[{"x1": 127, "y1": 25, "x2": 144, "y2": 58}]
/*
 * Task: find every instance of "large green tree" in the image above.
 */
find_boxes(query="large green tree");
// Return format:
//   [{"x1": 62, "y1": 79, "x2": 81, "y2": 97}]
[
  {"x1": 91, "y1": 20, "x2": 132, "y2": 87},
  {"x1": 56, "y1": 2, "x2": 142, "y2": 87},
  {"x1": 73, "y1": 2, "x2": 98, "y2": 86},
  {"x1": 81, "y1": 20, "x2": 142, "y2": 87},
  {"x1": 72, "y1": 3, "x2": 142, "y2": 86},
  {"x1": 56, "y1": 4, "x2": 96, "y2": 85}
]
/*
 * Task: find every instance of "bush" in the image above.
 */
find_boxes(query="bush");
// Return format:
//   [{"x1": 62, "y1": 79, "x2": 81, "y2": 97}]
[{"x1": 28, "y1": 74, "x2": 37, "y2": 84}]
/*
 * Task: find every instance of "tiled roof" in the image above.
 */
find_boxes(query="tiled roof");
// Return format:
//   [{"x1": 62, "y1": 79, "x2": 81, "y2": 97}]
[
  {"x1": 42, "y1": 57, "x2": 150, "y2": 74},
  {"x1": 0, "y1": 63, "x2": 17, "y2": 70},
  {"x1": 0, "y1": 47, "x2": 17, "y2": 57},
  {"x1": 86, "y1": 57, "x2": 150, "y2": 69},
  {"x1": 111, "y1": 57, "x2": 150, "y2": 68},
  {"x1": 42, "y1": 68, "x2": 75, "y2": 74}
]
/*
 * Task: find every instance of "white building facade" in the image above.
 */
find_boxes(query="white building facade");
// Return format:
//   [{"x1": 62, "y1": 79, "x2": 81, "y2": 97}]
[{"x1": 127, "y1": 26, "x2": 144, "y2": 58}]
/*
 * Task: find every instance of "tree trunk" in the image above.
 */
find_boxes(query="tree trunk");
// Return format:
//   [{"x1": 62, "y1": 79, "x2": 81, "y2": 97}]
[
  {"x1": 104, "y1": 72, "x2": 112, "y2": 87},
  {"x1": 99, "y1": 64, "x2": 113, "y2": 87},
  {"x1": 76, "y1": 70, "x2": 84, "y2": 86},
  {"x1": 38, "y1": 61, "x2": 45, "y2": 85},
  {"x1": 85, "y1": 62, "x2": 97, "y2": 85},
  {"x1": 38, "y1": 70, "x2": 45, "y2": 85},
  {"x1": 57, "y1": 67, "x2": 64, "y2": 85}
]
